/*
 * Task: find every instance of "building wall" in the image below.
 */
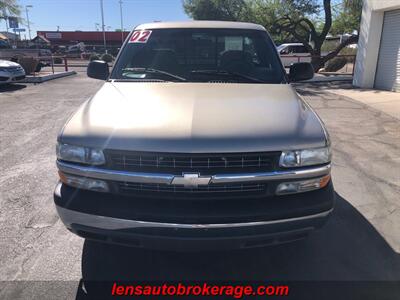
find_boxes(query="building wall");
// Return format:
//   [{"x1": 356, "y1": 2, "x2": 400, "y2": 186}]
[
  {"x1": 0, "y1": 32, "x2": 20, "y2": 41},
  {"x1": 353, "y1": 0, "x2": 400, "y2": 89},
  {"x1": 36, "y1": 31, "x2": 131, "y2": 46}
]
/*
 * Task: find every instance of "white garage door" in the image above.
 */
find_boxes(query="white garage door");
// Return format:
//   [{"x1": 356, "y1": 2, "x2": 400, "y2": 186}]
[{"x1": 374, "y1": 9, "x2": 400, "y2": 92}]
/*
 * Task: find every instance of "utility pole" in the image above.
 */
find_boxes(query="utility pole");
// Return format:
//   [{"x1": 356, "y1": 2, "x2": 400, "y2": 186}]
[
  {"x1": 100, "y1": 0, "x2": 106, "y2": 52},
  {"x1": 119, "y1": 0, "x2": 124, "y2": 44},
  {"x1": 25, "y1": 5, "x2": 33, "y2": 40},
  {"x1": 5, "y1": 16, "x2": 9, "y2": 33}
]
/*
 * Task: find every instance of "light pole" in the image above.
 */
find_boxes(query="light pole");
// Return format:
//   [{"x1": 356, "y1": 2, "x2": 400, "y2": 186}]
[
  {"x1": 25, "y1": 5, "x2": 33, "y2": 40},
  {"x1": 100, "y1": 0, "x2": 106, "y2": 51},
  {"x1": 119, "y1": 0, "x2": 124, "y2": 44},
  {"x1": 5, "y1": 16, "x2": 9, "y2": 33}
]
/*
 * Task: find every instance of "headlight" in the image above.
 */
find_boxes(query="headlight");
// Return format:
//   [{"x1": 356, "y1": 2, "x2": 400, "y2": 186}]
[
  {"x1": 58, "y1": 171, "x2": 109, "y2": 192},
  {"x1": 279, "y1": 147, "x2": 331, "y2": 167},
  {"x1": 56, "y1": 143, "x2": 105, "y2": 165},
  {"x1": 276, "y1": 174, "x2": 331, "y2": 195}
]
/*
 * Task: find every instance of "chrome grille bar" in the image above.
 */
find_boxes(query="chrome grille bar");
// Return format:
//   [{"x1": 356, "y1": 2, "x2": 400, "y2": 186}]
[
  {"x1": 105, "y1": 151, "x2": 280, "y2": 174},
  {"x1": 117, "y1": 182, "x2": 266, "y2": 194},
  {"x1": 57, "y1": 161, "x2": 331, "y2": 185}
]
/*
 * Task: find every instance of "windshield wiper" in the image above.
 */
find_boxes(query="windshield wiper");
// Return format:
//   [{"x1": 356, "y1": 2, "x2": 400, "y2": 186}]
[
  {"x1": 191, "y1": 69, "x2": 265, "y2": 83},
  {"x1": 122, "y1": 67, "x2": 187, "y2": 82}
]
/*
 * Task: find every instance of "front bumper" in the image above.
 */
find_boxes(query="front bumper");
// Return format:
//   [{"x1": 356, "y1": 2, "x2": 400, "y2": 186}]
[
  {"x1": 54, "y1": 180, "x2": 334, "y2": 251},
  {"x1": 0, "y1": 71, "x2": 25, "y2": 84}
]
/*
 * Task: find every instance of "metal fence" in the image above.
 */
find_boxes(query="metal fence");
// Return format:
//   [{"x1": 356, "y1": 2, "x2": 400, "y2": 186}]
[
  {"x1": 280, "y1": 54, "x2": 357, "y2": 75},
  {"x1": 0, "y1": 55, "x2": 70, "y2": 75},
  {"x1": 2, "y1": 53, "x2": 357, "y2": 76},
  {"x1": 41, "y1": 56, "x2": 69, "y2": 74}
]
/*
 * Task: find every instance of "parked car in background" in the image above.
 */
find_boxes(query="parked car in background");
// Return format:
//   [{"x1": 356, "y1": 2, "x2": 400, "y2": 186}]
[
  {"x1": 0, "y1": 39, "x2": 10, "y2": 49},
  {"x1": 0, "y1": 48, "x2": 52, "y2": 72},
  {"x1": 277, "y1": 43, "x2": 311, "y2": 67},
  {"x1": 0, "y1": 59, "x2": 25, "y2": 85}
]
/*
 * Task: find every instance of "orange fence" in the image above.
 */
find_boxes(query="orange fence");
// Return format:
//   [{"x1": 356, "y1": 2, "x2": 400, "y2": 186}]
[
  {"x1": 0, "y1": 55, "x2": 70, "y2": 74},
  {"x1": 39, "y1": 56, "x2": 69, "y2": 74}
]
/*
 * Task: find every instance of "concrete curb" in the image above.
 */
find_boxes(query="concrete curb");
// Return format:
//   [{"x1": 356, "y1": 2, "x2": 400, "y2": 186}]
[
  {"x1": 21, "y1": 71, "x2": 77, "y2": 83},
  {"x1": 305, "y1": 77, "x2": 353, "y2": 83},
  {"x1": 292, "y1": 78, "x2": 353, "y2": 86}
]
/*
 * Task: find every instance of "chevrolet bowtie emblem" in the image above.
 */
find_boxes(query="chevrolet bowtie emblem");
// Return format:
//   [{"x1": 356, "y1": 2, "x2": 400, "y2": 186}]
[{"x1": 171, "y1": 173, "x2": 211, "y2": 188}]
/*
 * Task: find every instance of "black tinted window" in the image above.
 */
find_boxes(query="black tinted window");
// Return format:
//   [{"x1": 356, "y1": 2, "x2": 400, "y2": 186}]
[
  {"x1": 294, "y1": 45, "x2": 307, "y2": 53},
  {"x1": 112, "y1": 28, "x2": 285, "y2": 83}
]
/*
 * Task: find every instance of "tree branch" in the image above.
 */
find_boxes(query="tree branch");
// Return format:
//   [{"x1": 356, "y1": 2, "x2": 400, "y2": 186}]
[
  {"x1": 320, "y1": 0, "x2": 332, "y2": 40},
  {"x1": 275, "y1": 15, "x2": 315, "y2": 53},
  {"x1": 323, "y1": 34, "x2": 358, "y2": 62},
  {"x1": 298, "y1": 17, "x2": 317, "y2": 40}
]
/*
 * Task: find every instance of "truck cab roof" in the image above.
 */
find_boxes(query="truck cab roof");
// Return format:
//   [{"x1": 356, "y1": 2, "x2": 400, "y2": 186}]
[{"x1": 135, "y1": 21, "x2": 266, "y2": 31}]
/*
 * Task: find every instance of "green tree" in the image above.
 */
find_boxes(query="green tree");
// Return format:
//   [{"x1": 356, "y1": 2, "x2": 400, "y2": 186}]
[
  {"x1": 183, "y1": 0, "x2": 251, "y2": 21},
  {"x1": 183, "y1": 0, "x2": 319, "y2": 43},
  {"x1": 330, "y1": 0, "x2": 362, "y2": 35},
  {"x1": 273, "y1": 0, "x2": 360, "y2": 71},
  {"x1": 0, "y1": 0, "x2": 21, "y2": 19},
  {"x1": 249, "y1": 0, "x2": 320, "y2": 44},
  {"x1": 183, "y1": 0, "x2": 362, "y2": 72}
]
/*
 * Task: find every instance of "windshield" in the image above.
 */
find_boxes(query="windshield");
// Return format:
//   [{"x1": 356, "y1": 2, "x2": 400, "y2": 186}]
[{"x1": 111, "y1": 28, "x2": 286, "y2": 84}]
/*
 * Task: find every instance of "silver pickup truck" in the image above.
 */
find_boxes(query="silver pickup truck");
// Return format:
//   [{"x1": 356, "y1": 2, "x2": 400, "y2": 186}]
[{"x1": 54, "y1": 21, "x2": 334, "y2": 251}]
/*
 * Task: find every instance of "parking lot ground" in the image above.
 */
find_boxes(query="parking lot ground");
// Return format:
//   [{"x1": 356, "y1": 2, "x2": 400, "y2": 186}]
[
  {"x1": 0, "y1": 75, "x2": 399, "y2": 297},
  {"x1": 296, "y1": 82, "x2": 400, "y2": 253},
  {"x1": 323, "y1": 84, "x2": 400, "y2": 121},
  {"x1": 0, "y1": 75, "x2": 103, "y2": 282}
]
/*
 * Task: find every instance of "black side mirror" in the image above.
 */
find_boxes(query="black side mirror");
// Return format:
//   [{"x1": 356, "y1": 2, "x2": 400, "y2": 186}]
[
  {"x1": 289, "y1": 62, "x2": 314, "y2": 82},
  {"x1": 87, "y1": 60, "x2": 109, "y2": 80}
]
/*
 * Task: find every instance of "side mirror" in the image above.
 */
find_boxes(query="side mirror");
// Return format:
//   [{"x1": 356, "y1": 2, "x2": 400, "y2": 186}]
[
  {"x1": 289, "y1": 62, "x2": 314, "y2": 82},
  {"x1": 87, "y1": 60, "x2": 109, "y2": 80}
]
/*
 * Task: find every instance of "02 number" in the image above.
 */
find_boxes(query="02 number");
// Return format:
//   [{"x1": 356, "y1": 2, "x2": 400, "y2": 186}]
[{"x1": 129, "y1": 30, "x2": 152, "y2": 43}]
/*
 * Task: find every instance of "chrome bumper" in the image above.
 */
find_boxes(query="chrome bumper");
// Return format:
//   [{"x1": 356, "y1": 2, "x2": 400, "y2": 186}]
[
  {"x1": 57, "y1": 160, "x2": 331, "y2": 185},
  {"x1": 56, "y1": 204, "x2": 333, "y2": 230}
]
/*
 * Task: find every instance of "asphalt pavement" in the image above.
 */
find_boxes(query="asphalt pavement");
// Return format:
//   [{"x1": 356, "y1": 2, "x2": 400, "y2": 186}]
[{"x1": 0, "y1": 73, "x2": 399, "y2": 299}]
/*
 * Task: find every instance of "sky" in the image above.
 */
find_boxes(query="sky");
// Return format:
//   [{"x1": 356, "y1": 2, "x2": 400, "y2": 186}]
[{"x1": 1, "y1": 0, "x2": 190, "y2": 37}]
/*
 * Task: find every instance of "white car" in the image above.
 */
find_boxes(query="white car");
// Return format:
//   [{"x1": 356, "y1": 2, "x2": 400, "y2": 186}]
[
  {"x1": 277, "y1": 43, "x2": 311, "y2": 67},
  {"x1": 0, "y1": 60, "x2": 26, "y2": 85}
]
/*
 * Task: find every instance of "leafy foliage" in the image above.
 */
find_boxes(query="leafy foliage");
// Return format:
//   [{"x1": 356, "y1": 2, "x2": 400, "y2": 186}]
[
  {"x1": 0, "y1": 0, "x2": 21, "y2": 19},
  {"x1": 330, "y1": 0, "x2": 362, "y2": 35},
  {"x1": 183, "y1": 0, "x2": 361, "y2": 72},
  {"x1": 89, "y1": 54, "x2": 100, "y2": 61},
  {"x1": 12, "y1": 55, "x2": 39, "y2": 74},
  {"x1": 183, "y1": 0, "x2": 251, "y2": 21},
  {"x1": 101, "y1": 53, "x2": 114, "y2": 63},
  {"x1": 324, "y1": 56, "x2": 347, "y2": 72}
]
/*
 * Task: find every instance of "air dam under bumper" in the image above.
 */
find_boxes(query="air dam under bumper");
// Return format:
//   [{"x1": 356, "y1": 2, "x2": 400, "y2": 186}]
[{"x1": 54, "y1": 182, "x2": 334, "y2": 251}]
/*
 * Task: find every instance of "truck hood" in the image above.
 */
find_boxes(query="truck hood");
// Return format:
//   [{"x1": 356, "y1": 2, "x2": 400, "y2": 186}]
[{"x1": 60, "y1": 82, "x2": 327, "y2": 153}]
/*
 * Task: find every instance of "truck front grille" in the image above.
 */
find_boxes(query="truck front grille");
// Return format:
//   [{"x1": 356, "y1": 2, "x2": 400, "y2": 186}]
[
  {"x1": 116, "y1": 182, "x2": 267, "y2": 198},
  {"x1": 6, "y1": 66, "x2": 23, "y2": 72},
  {"x1": 105, "y1": 150, "x2": 280, "y2": 175}
]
